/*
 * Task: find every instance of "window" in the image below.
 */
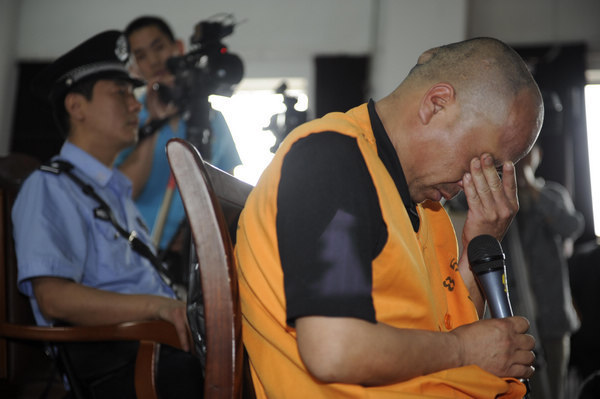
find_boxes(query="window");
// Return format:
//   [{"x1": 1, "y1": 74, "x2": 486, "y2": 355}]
[
  {"x1": 585, "y1": 81, "x2": 600, "y2": 236},
  {"x1": 209, "y1": 78, "x2": 308, "y2": 185}
]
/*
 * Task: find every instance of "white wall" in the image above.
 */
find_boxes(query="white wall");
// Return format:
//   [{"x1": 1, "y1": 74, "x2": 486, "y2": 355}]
[
  {"x1": 5, "y1": 0, "x2": 599, "y2": 155},
  {"x1": 370, "y1": 0, "x2": 467, "y2": 100},
  {"x1": 15, "y1": 0, "x2": 374, "y2": 77},
  {"x1": 1, "y1": 0, "x2": 469, "y2": 155},
  {"x1": 3, "y1": 0, "x2": 376, "y2": 155}
]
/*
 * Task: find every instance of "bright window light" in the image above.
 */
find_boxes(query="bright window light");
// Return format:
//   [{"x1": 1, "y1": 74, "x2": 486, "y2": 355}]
[
  {"x1": 209, "y1": 78, "x2": 308, "y2": 186},
  {"x1": 585, "y1": 84, "x2": 600, "y2": 236}
]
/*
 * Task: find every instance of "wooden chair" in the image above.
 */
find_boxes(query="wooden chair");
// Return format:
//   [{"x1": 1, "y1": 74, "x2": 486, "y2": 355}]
[
  {"x1": 0, "y1": 153, "x2": 184, "y2": 399},
  {"x1": 0, "y1": 153, "x2": 51, "y2": 394},
  {"x1": 166, "y1": 138, "x2": 254, "y2": 399}
]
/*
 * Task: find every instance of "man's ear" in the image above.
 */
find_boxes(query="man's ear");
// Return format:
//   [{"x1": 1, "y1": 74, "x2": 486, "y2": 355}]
[
  {"x1": 64, "y1": 92, "x2": 85, "y2": 122},
  {"x1": 418, "y1": 83, "x2": 455, "y2": 125}
]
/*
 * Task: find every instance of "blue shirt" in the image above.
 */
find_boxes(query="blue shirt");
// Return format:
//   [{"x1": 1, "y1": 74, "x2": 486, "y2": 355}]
[
  {"x1": 13, "y1": 142, "x2": 175, "y2": 326},
  {"x1": 116, "y1": 95, "x2": 241, "y2": 249}
]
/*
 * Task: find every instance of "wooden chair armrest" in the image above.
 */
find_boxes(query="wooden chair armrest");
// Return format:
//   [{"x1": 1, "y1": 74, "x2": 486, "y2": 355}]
[{"x1": 0, "y1": 319, "x2": 182, "y2": 349}]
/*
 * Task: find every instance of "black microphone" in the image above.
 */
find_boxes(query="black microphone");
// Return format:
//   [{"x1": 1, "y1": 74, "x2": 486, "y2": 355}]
[
  {"x1": 467, "y1": 234, "x2": 512, "y2": 318},
  {"x1": 467, "y1": 234, "x2": 530, "y2": 398}
]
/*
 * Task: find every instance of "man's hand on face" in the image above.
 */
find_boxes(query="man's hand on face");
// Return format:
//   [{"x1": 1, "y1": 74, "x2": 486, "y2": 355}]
[{"x1": 461, "y1": 153, "x2": 518, "y2": 248}]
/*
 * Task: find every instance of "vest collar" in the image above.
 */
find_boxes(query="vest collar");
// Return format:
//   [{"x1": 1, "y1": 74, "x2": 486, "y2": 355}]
[{"x1": 368, "y1": 99, "x2": 420, "y2": 232}]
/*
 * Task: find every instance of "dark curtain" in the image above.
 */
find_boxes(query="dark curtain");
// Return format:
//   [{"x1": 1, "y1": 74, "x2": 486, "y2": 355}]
[
  {"x1": 514, "y1": 43, "x2": 593, "y2": 241},
  {"x1": 11, "y1": 62, "x2": 64, "y2": 163},
  {"x1": 314, "y1": 55, "x2": 370, "y2": 118}
]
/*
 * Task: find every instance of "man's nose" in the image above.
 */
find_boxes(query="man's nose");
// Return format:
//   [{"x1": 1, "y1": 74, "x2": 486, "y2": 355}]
[
  {"x1": 149, "y1": 50, "x2": 162, "y2": 66},
  {"x1": 129, "y1": 94, "x2": 141, "y2": 112}
]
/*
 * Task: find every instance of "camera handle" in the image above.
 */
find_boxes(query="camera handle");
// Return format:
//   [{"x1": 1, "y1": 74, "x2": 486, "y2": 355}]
[{"x1": 184, "y1": 87, "x2": 213, "y2": 162}]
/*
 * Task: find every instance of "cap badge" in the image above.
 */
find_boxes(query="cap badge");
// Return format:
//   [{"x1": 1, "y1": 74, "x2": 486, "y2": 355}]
[{"x1": 115, "y1": 34, "x2": 129, "y2": 62}]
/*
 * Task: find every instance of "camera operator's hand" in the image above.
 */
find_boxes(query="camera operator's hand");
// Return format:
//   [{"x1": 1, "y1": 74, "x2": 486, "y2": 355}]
[{"x1": 146, "y1": 76, "x2": 179, "y2": 122}]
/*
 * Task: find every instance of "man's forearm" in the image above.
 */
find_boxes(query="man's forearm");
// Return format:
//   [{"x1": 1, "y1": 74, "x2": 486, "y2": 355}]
[
  {"x1": 296, "y1": 314, "x2": 534, "y2": 387},
  {"x1": 33, "y1": 276, "x2": 191, "y2": 351},
  {"x1": 33, "y1": 277, "x2": 171, "y2": 325},
  {"x1": 296, "y1": 316, "x2": 462, "y2": 386}
]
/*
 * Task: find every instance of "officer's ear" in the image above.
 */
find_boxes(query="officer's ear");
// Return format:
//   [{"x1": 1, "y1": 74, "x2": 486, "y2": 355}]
[{"x1": 64, "y1": 92, "x2": 86, "y2": 122}]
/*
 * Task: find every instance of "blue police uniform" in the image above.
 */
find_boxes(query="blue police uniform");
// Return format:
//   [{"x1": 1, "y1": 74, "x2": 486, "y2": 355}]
[{"x1": 13, "y1": 142, "x2": 175, "y2": 326}]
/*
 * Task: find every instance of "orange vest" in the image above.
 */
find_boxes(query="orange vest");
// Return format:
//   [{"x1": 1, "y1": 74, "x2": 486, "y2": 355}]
[{"x1": 236, "y1": 103, "x2": 526, "y2": 398}]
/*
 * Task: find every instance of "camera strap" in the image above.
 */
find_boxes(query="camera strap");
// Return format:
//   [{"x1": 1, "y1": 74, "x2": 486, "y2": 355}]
[
  {"x1": 39, "y1": 160, "x2": 179, "y2": 293},
  {"x1": 138, "y1": 115, "x2": 173, "y2": 141}
]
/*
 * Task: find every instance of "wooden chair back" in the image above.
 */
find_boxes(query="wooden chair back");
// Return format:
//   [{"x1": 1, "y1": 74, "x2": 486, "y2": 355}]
[
  {"x1": 0, "y1": 153, "x2": 45, "y2": 384},
  {"x1": 166, "y1": 138, "x2": 254, "y2": 399}
]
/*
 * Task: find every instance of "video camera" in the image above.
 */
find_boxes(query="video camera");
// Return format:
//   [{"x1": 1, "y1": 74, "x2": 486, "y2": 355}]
[{"x1": 158, "y1": 13, "x2": 244, "y2": 108}]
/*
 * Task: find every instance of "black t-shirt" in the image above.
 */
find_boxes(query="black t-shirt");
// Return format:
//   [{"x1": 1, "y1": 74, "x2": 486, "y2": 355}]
[{"x1": 277, "y1": 100, "x2": 418, "y2": 326}]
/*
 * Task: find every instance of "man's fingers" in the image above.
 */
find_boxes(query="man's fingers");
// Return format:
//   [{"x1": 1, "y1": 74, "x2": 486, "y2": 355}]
[
  {"x1": 502, "y1": 161, "x2": 519, "y2": 208},
  {"x1": 462, "y1": 172, "x2": 479, "y2": 205},
  {"x1": 465, "y1": 154, "x2": 518, "y2": 219},
  {"x1": 174, "y1": 308, "x2": 191, "y2": 352},
  {"x1": 468, "y1": 155, "x2": 500, "y2": 208},
  {"x1": 177, "y1": 325, "x2": 190, "y2": 352},
  {"x1": 518, "y1": 334, "x2": 536, "y2": 352},
  {"x1": 501, "y1": 161, "x2": 516, "y2": 191},
  {"x1": 481, "y1": 154, "x2": 503, "y2": 193},
  {"x1": 510, "y1": 316, "x2": 531, "y2": 334},
  {"x1": 509, "y1": 364, "x2": 536, "y2": 379},
  {"x1": 469, "y1": 157, "x2": 489, "y2": 196},
  {"x1": 514, "y1": 349, "x2": 536, "y2": 366}
]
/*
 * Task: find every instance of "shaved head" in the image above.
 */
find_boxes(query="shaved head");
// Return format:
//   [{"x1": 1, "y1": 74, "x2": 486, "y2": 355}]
[
  {"x1": 376, "y1": 37, "x2": 544, "y2": 203},
  {"x1": 408, "y1": 37, "x2": 538, "y2": 96},
  {"x1": 405, "y1": 37, "x2": 543, "y2": 132}
]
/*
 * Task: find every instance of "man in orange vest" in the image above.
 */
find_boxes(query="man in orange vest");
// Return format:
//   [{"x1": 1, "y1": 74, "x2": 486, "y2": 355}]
[{"x1": 236, "y1": 37, "x2": 543, "y2": 398}]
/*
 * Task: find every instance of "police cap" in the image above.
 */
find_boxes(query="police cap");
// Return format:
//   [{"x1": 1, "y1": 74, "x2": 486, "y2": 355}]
[{"x1": 32, "y1": 30, "x2": 144, "y2": 104}]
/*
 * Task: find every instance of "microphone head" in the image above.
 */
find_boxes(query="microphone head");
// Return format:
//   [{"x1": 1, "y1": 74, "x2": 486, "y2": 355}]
[{"x1": 467, "y1": 234, "x2": 505, "y2": 275}]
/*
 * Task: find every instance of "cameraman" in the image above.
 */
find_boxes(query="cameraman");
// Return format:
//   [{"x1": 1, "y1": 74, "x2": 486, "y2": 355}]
[{"x1": 116, "y1": 16, "x2": 241, "y2": 270}]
